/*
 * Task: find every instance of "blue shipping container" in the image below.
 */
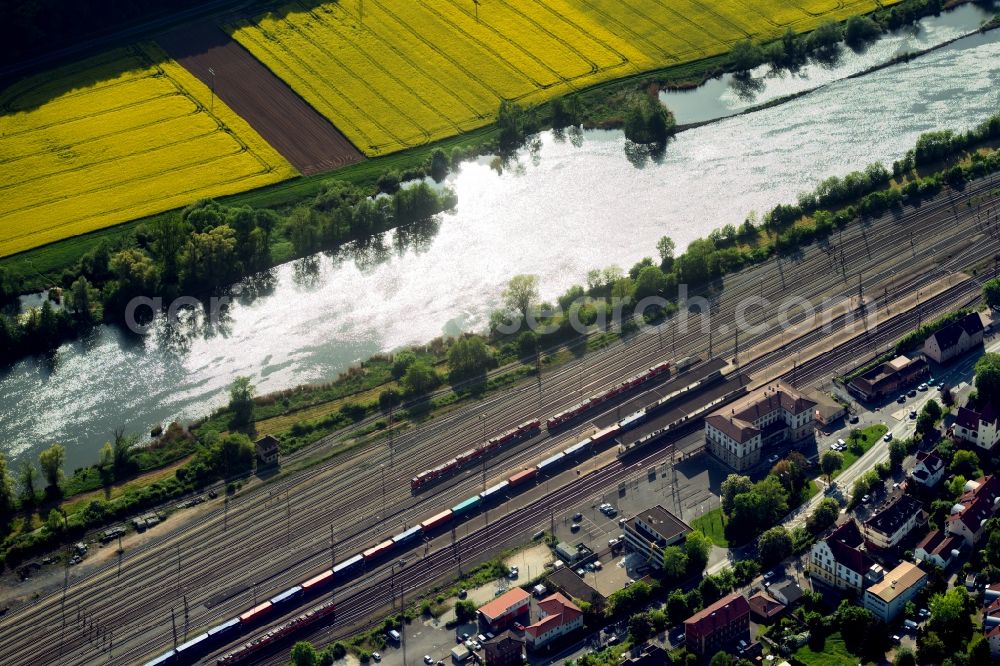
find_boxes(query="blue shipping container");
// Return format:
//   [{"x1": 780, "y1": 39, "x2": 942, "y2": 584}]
[
  {"x1": 270, "y1": 585, "x2": 303, "y2": 606},
  {"x1": 480, "y1": 481, "x2": 509, "y2": 500},
  {"x1": 175, "y1": 633, "x2": 209, "y2": 655},
  {"x1": 333, "y1": 554, "x2": 364, "y2": 575},
  {"x1": 207, "y1": 617, "x2": 240, "y2": 639},
  {"x1": 538, "y1": 453, "x2": 565, "y2": 470},
  {"x1": 392, "y1": 525, "x2": 423, "y2": 544},
  {"x1": 142, "y1": 651, "x2": 176, "y2": 666}
]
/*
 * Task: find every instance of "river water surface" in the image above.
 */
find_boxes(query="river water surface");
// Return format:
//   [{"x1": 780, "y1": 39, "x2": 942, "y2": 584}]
[{"x1": 2, "y1": 17, "x2": 999, "y2": 469}]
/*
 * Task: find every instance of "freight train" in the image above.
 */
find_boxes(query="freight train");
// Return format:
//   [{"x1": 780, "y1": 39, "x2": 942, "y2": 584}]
[
  {"x1": 143, "y1": 360, "x2": 676, "y2": 666},
  {"x1": 545, "y1": 361, "x2": 669, "y2": 430},
  {"x1": 410, "y1": 419, "x2": 541, "y2": 492}
]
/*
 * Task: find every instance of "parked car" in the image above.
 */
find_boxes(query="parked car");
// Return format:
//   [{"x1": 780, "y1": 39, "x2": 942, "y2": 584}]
[
  {"x1": 576, "y1": 568, "x2": 586, "y2": 576},
  {"x1": 768, "y1": 453, "x2": 780, "y2": 464},
  {"x1": 372, "y1": 653, "x2": 382, "y2": 662},
  {"x1": 458, "y1": 589, "x2": 467, "y2": 599},
  {"x1": 918, "y1": 383, "x2": 928, "y2": 391},
  {"x1": 573, "y1": 512, "x2": 583, "y2": 522},
  {"x1": 909, "y1": 409, "x2": 917, "y2": 419},
  {"x1": 571, "y1": 523, "x2": 581, "y2": 533},
  {"x1": 908, "y1": 389, "x2": 917, "y2": 397},
  {"x1": 763, "y1": 570, "x2": 776, "y2": 581},
  {"x1": 424, "y1": 657, "x2": 433, "y2": 665},
  {"x1": 883, "y1": 432, "x2": 893, "y2": 442},
  {"x1": 862, "y1": 494, "x2": 871, "y2": 504},
  {"x1": 508, "y1": 567, "x2": 519, "y2": 580},
  {"x1": 514, "y1": 622, "x2": 525, "y2": 631},
  {"x1": 848, "y1": 413, "x2": 860, "y2": 424},
  {"x1": 897, "y1": 395, "x2": 906, "y2": 403}
]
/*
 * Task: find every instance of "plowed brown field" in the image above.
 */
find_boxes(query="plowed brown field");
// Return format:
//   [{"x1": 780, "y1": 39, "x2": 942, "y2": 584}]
[{"x1": 158, "y1": 22, "x2": 363, "y2": 175}]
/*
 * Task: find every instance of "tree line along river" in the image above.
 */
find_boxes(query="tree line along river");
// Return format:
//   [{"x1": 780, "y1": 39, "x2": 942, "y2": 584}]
[{"x1": 1, "y1": 5, "x2": 998, "y2": 470}]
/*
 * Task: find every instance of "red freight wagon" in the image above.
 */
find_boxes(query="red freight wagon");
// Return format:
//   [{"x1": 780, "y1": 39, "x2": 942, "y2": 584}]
[
  {"x1": 420, "y1": 510, "x2": 453, "y2": 532},
  {"x1": 363, "y1": 539, "x2": 394, "y2": 562},
  {"x1": 301, "y1": 570, "x2": 334, "y2": 592},
  {"x1": 239, "y1": 601, "x2": 273, "y2": 625},
  {"x1": 508, "y1": 468, "x2": 538, "y2": 486}
]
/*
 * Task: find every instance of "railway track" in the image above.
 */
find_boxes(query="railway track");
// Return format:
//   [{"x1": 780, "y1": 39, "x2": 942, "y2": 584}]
[{"x1": 1, "y1": 176, "x2": 998, "y2": 666}]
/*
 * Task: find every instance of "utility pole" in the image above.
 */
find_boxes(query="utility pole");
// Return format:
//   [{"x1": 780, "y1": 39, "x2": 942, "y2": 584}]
[
  {"x1": 207, "y1": 67, "x2": 216, "y2": 114},
  {"x1": 535, "y1": 347, "x2": 543, "y2": 407},
  {"x1": 286, "y1": 490, "x2": 291, "y2": 544},
  {"x1": 183, "y1": 594, "x2": 189, "y2": 639},
  {"x1": 171, "y1": 607, "x2": 177, "y2": 649},
  {"x1": 401, "y1": 579, "x2": 408, "y2": 666}
]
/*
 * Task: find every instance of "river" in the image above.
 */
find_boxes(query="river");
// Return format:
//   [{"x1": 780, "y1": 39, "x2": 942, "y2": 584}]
[{"x1": 1, "y1": 9, "x2": 998, "y2": 470}]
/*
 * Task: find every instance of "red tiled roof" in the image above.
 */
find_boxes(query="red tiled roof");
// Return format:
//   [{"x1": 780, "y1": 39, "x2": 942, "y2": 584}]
[
  {"x1": 525, "y1": 593, "x2": 582, "y2": 638},
  {"x1": 916, "y1": 529, "x2": 960, "y2": 559},
  {"x1": 705, "y1": 414, "x2": 759, "y2": 444},
  {"x1": 747, "y1": 592, "x2": 785, "y2": 619},
  {"x1": 684, "y1": 592, "x2": 750, "y2": 639},
  {"x1": 988, "y1": 624, "x2": 1000, "y2": 639},
  {"x1": 478, "y1": 588, "x2": 530, "y2": 622}
]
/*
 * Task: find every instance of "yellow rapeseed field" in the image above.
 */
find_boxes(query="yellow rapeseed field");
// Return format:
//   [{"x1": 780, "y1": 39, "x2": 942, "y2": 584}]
[
  {"x1": 0, "y1": 43, "x2": 297, "y2": 257},
  {"x1": 230, "y1": 0, "x2": 898, "y2": 157}
]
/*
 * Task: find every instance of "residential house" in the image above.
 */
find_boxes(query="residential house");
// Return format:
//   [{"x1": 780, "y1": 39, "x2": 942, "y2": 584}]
[
  {"x1": 622, "y1": 504, "x2": 691, "y2": 570},
  {"x1": 255, "y1": 434, "x2": 279, "y2": 466},
  {"x1": 953, "y1": 405, "x2": 1000, "y2": 452},
  {"x1": 863, "y1": 495, "x2": 925, "y2": 550},
  {"x1": 478, "y1": 588, "x2": 531, "y2": 633},
  {"x1": 808, "y1": 520, "x2": 878, "y2": 592},
  {"x1": 946, "y1": 476, "x2": 1000, "y2": 545},
  {"x1": 985, "y1": 598, "x2": 1000, "y2": 629},
  {"x1": 911, "y1": 450, "x2": 946, "y2": 488},
  {"x1": 768, "y1": 578, "x2": 803, "y2": 607},
  {"x1": 705, "y1": 382, "x2": 816, "y2": 471},
  {"x1": 914, "y1": 529, "x2": 962, "y2": 569},
  {"x1": 922, "y1": 312, "x2": 984, "y2": 364},
  {"x1": 847, "y1": 355, "x2": 928, "y2": 402},
  {"x1": 862, "y1": 561, "x2": 928, "y2": 622},
  {"x1": 988, "y1": 625, "x2": 1000, "y2": 657},
  {"x1": 684, "y1": 592, "x2": 751, "y2": 657},
  {"x1": 747, "y1": 591, "x2": 786, "y2": 622},
  {"x1": 546, "y1": 566, "x2": 605, "y2": 609},
  {"x1": 524, "y1": 593, "x2": 583, "y2": 650},
  {"x1": 483, "y1": 631, "x2": 525, "y2": 666}
]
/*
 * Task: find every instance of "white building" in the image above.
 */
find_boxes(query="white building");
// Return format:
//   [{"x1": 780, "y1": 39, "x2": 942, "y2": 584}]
[
  {"x1": 862, "y1": 495, "x2": 924, "y2": 550},
  {"x1": 808, "y1": 521, "x2": 878, "y2": 592},
  {"x1": 911, "y1": 450, "x2": 946, "y2": 488},
  {"x1": 953, "y1": 406, "x2": 1000, "y2": 452},
  {"x1": 922, "y1": 312, "x2": 984, "y2": 364},
  {"x1": 914, "y1": 529, "x2": 962, "y2": 569},
  {"x1": 705, "y1": 382, "x2": 815, "y2": 471},
  {"x1": 863, "y1": 561, "x2": 928, "y2": 622},
  {"x1": 946, "y1": 476, "x2": 1000, "y2": 545}
]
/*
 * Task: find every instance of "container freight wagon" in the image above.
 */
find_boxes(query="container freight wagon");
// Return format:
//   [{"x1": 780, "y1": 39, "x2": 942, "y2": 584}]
[
  {"x1": 452, "y1": 495, "x2": 481, "y2": 516},
  {"x1": 302, "y1": 570, "x2": 334, "y2": 594},
  {"x1": 546, "y1": 361, "x2": 669, "y2": 429},
  {"x1": 333, "y1": 553, "x2": 364, "y2": 576},
  {"x1": 392, "y1": 525, "x2": 423, "y2": 546},
  {"x1": 508, "y1": 468, "x2": 537, "y2": 486},
  {"x1": 480, "y1": 480, "x2": 509, "y2": 503},
  {"x1": 270, "y1": 585, "x2": 303, "y2": 608},
  {"x1": 363, "y1": 539, "x2": 395, "y2": 562},
  {"x1": 217, "y1": 601, "x2": 337, "y2": 665},
  {"x1": 239, "y1": 601, "x2": 273, "y2": 626},
  {"x1": 421, "y1": 510, "x2": 454, "y2": 532},
  {"x1": 207, "y1": 617, "x2": 241, "y2": 642},
  {"x1": 537, "y1": 452, "x2": 566, "y2": 473}
]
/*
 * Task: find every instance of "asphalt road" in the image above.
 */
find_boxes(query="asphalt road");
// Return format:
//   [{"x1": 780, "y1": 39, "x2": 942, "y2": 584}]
[{"x1": 0, "y1": 176, "x2": 997, "y2": 666}]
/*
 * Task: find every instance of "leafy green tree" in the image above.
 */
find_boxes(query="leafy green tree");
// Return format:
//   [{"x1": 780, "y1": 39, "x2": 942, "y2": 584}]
[
  {"x1": 38, "y1": 443, "x2": 66, "y2": 492},
  {"x1": 109, "y1": 248, "x2": 160, "y2": 298},
  {"x1": 806, "y1": 497, "x2": 840, "y2": 534},
  {"x1": 402, "y1": 361, "x2": 440, "y2": 396},
  {"x1": 720, "y1": 474, "x2": 753, "y2": 515},
  {"x1": 0, "y1": 452, "x2": 15, "y2": 524},
  {"x1": 216, "y1": 433, "x2": 255, "y2": 478},
  {"x1": 112, "y1": 428, "x2": 138, "y2": 476},
  {"x1": 975, "y1": 353, "x2": 1000, "y2": 407},
  {"x1": 984, "y1": 277, "x2": 1000, "y2": 309},
  {"x1": 378, "y1": 389, "x2": 402, "y2": 411},
  {"x1": 845, "y1": 15, "x2": 882, "y2": 49},
  {"x1": 229, "y1": 376, "x2": 256, "y2": 428},
  {"x1": 893, "y1": 646, "x2": 916, "y2": 666},
  {"x1": 709, "y1": 652, "x2": 733, "y2": 666},
  {"x1": 454, "y1": 599, "x2": 477, "y2": 623},
  {"x1": 99, "y1": 442, "x2": 115, "y2": 489},
  {"x1": 757, "y1": 526, "x2": 792, "y2": 566},
  {"x1": 19, "y1": 460, "x2": 38, "y2": 506},
  {"x1": 666, "y1": 589, "x2": 692, "y2": 625},
  {"x1": 968, "y1": 634, "x2": 991, "y2": 664},
  {"x1": 684, "y1": 530, "x2": 711, "y2": 573},
  {"x1": 889, "y1": 439, "x2": 907, "y2": 470},
  {"x1": 497, "y1": 100, "x2": 526, "y2": 152},
  {"x1": 180, "y1": 225, "x2": 239, "y2": 288},
  {"x1": 729, "y1": 39, "x2": 763, "y2": 71},
  {"x1": 628, "y1": 612, "x2": 655, "y2": 643},
  {"x1": 447, "y1": 336, "x2": 494, "y2": 385},
  {"x1": 662, "y1": 545, "x2": 688, "y2": 578},
  {"x1": 928, "y1": 587, "x2": 974, "y2": 644},
  {"x1": 656, "y1": 236, "x2": 676, "y2": 266},
  {"x1": 391, "y1": 351, "x2": 417, "y2": 379},
  {"x1": 820, "y1": 449, "x2": 843, "y2": 482},
  {"x1": 634, "y1": 265, "x2": 668, "y2": 302},
  {"x1": 68, "y1": 277, "x2": 94, "y2": 321},
  {"x1": 806, "y1": 20, "x2": 842, "y2": 59},
  {"x1": 732, "y1": 560, "x2": 760, "y2": 586},
  {"x1": 950, "y1": 449, "x2": 980, "y2": 477},
  {"x1": 503, "y1": 274, "x2": 539, "y2": 322},
  {"x1": 428, "y1": 148, "x2": 450, "y2": 182},
  {"x1": 290, "y1": 641, "x2": 320, "y2": 666}
]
